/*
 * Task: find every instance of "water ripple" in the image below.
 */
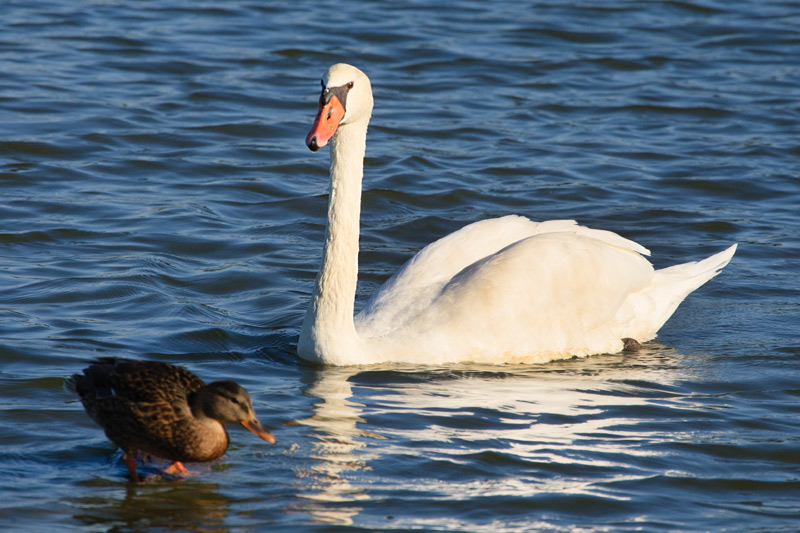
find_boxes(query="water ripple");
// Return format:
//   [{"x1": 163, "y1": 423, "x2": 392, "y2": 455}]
[{"x1": 0, "y1": 0, "x2": 798, "y2": 530}]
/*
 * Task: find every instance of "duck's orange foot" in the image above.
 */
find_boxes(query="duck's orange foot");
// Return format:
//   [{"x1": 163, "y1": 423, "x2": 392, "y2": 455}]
[{"x1": 164, "y1": 461, "x2": 189, "y2": 478}]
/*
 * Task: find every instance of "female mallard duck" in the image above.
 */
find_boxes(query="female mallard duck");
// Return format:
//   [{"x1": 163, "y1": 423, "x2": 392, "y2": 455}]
[{"x1": 67, "y1": 357, "x2": 276, "y2": 482}]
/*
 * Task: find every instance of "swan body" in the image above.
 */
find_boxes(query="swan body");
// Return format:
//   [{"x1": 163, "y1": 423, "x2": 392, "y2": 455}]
[{"x1": 298, "y1": 63, "x2": 736, "y2": 366}]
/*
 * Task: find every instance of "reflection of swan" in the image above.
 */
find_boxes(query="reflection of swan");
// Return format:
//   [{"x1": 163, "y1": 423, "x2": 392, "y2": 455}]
[
  {"x1": 298, "y1": 63, "x2": 737, "y2": 366},
  {"x1": 293, "y1": 368, "x2": 374, "y2": 525},
  {"x1": 292, "y1": 352, "x2": 687, "y2": 526}
]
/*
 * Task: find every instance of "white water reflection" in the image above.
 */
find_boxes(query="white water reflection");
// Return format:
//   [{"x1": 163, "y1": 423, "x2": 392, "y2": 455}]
[
  {"x1": 294, "y1": 347, "x2": 687, "y2": 526},
  {"x1": 292, "y1": 367, "x2": 376, "y2": 525}
]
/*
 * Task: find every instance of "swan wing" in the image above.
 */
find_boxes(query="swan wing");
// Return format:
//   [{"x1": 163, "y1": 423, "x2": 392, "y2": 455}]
[
  {"x1": 356, "y1": 215, "x2": 541, "y2": 335},
  {"x1": 356, "y1": 216, "x2": 651, "y2": 343},
  {"x1": 384, "y1": 231, "x2": 655, "y2": 362}
]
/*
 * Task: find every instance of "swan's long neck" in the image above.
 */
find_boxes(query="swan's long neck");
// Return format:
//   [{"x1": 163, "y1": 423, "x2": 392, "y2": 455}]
[{"x1": 299, "y1": 119, "x2": 368, "y2": 363}]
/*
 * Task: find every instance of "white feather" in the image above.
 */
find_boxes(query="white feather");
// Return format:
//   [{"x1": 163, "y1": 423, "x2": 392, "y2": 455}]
[{"x1": 298, "y1": 64, "x2": 736, "y2": 366}]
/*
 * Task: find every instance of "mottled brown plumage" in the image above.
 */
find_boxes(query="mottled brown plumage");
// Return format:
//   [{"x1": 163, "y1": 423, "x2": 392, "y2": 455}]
[{"x1": 67, "y1": 358, "x2": 276, "y2": 482}]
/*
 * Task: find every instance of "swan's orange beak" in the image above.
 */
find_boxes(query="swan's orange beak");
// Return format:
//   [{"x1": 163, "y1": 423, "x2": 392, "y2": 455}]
[{"x1": 306, "y1": 95, "x2": 345, "y2": 152}]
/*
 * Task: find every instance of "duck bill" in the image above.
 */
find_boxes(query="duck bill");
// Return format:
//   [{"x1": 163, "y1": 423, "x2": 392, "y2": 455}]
[
  {"x1": 306, "y1": 95, "x2": 345, "y2": 152},
  {"x1": 241, "y1": 418, "x2": 276, "y2": 444}
]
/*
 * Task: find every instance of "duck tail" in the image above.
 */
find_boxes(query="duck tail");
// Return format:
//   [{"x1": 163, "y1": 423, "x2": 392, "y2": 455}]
[{"x1": 64, "y1": 374, "x2": 82, "y2": 395}]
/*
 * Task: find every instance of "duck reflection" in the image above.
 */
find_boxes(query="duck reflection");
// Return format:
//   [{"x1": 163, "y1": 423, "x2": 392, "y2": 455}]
[{"x1": 72, "y1": 481, "x2": 231, "y2": 532}]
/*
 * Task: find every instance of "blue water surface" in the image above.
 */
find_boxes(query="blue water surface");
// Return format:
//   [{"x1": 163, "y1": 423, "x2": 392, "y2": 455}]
[{"x1": 1, "y1": 1, "x2": 799, "y2": 531}]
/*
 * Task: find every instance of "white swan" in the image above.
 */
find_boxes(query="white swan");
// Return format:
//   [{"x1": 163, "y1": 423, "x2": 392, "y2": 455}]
[{"x1": 298, "y1": 63, "x2": 736, "y2": 366}]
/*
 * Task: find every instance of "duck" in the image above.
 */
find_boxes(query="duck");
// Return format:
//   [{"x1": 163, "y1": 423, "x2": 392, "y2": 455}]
[
  {"x1": 67, "y1": 357, "x2": 276, "y2": 482},
  {"x1": 298, "y1": 63, "x2": 737, "y2": 366}
]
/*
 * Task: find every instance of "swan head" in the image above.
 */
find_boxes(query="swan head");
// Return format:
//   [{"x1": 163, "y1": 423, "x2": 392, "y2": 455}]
[{"x1": 306, "y1": 63, "x2": 373, "y2": 152}]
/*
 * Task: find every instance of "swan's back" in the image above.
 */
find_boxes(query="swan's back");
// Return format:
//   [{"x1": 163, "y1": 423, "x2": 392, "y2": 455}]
[
  {"x1": 353, "y1": 216, "x2": 735, "y2": 364},
  {"x1": 356, "y1": 216, "x2": 649, "y2": 340}
]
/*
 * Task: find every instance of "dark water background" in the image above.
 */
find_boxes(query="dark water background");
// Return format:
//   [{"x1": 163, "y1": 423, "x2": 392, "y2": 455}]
[{"x1": 1, "y1": 1, "x2": 799, "y2": 531}]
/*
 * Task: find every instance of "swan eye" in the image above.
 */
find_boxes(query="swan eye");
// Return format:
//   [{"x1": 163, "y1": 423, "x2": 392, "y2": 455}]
[{"x1": 347, "y1": 81, "x2": 354, "y2": 89}]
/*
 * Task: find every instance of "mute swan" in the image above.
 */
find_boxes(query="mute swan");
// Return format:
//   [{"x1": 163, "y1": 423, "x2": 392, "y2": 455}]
[{"x1": 298, "y1": 63, "x2": 736, "y2": 366}]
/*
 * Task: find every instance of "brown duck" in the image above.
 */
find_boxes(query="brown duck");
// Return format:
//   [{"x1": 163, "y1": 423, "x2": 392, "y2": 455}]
[{"x1": 67, "y1": 357, "x2": 276, "y2": 482}]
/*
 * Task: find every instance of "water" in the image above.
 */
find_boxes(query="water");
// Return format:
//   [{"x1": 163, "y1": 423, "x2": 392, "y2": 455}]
[{"x1": 1, "y1": 0, "x2": 798, "y2": 530}]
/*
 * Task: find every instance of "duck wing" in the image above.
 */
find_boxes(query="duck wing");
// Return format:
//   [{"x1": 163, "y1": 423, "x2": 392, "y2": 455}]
[{"x1": 68, "y1": 358, "x2": 206, "y2": 456}]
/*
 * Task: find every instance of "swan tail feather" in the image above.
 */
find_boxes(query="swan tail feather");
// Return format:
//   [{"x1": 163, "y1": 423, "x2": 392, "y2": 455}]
[
  {"x1": 656, "y1": 243, "x2": 737, "y2": 290},
  {"x1": 631, "y1": 244, "x2": 737, "y2": 340}
]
